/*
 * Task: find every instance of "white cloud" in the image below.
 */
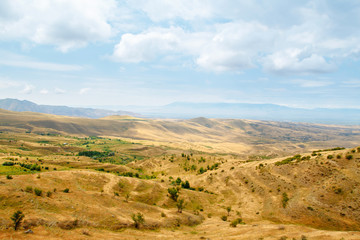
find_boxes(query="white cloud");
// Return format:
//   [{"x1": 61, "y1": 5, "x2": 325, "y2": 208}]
[
  {"x1": 0, "y1": 50, "x2": 83, "y2": 71},
  {"x1": 79, "y1": 88, "x2": 90, "y2": 95},
  {"x1": 54, "y1": 88, "x2": 65, "y2": 94},
  {"x1": 111, "y1": 1, "x2": 360, "y2": 75},
  {"x1": 40, "y1": 89, "x2": 49, "y2": 94},
  {"x1": 128, "y1": 0, "x2": 214, "y2": 21},
  {"x1": 290, "y1": 79, "x2": 333, "y2": 88},
  {"x1": 0, "y1": 79, "x2": 20, "y2": 89},
  {"x1": 113, "y1": 27, "x2": 184, "y2": 63},
  {"x1": 342, "y1": 79, "x2": 360, "y2": 88},
  {"x1": 263, "y1": 48, "x2": 336, "y2": 75},
  {"x1": 19, "y1": 84, "x2": 34, "y2": 94},
  {"x1": 0, "y1": 0, "x2": 119, "y2": 52},
  {"x1": 0, "y1": 59, "x2": 83, "y2": 71}
]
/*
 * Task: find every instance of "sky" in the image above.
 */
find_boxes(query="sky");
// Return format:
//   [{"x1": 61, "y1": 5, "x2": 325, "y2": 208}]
[{"x1": 0, "y1": 0, "x2": 360, "y2": 109}]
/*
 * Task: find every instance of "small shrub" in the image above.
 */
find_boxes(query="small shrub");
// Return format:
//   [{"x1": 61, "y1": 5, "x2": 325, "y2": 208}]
[
  {"x1": 2, "y1": 161, "x2": 14, "y2": 166},
  {"x1": 6, "y1": 175, "x2": 13, "y2": 179},
  {"x1": 221, "y1": 215, "x2": 227, "y2": 221},
  {"x1": 125, "y1": 192, "x2": 130, "y2": 202},
  {"x1": 346, "y1": 154, "x2": 353, "y2": 160},
  {"x1": 131, "y1": 212, "x2": 145, "y2": 229},
  {"x1": 11, "y1": 210, "x2": 25, "y2": 231},
  {"x1": 334, "y1": 188, "x2": 342, "y2": 194},
  {"x1": 226, "y1": 206, "x2": 231, "y2": 216},
  {"x1": 327, "y1": 155, "x2": 333, "y2": 159},
  {"x1": 161, "y1": 212, "x2": 166, "y2": 217},
  {"x1": 301, "y1": 235, "x2": 308, "y2": 240},
  {"x1": 46, "y1": 191, "x2": 52, "y2": 197},
  {"x1": 176, "y1": 199, "x2": 186, "y2": 213},
  {"x1": 34, "y1": 188, "x2": 42, "y2": 196},
  {"x1": 25, "y1": 186, "x2": 33, "y2": 193},
  {"x1": 181, "y1": 180, "x2": 190, "y2": 189},
  {"x1": 282, "y1": 192, "x2": 289, "y2": 208},
  {"x1": 63, "y1": 188, "x2": 70, "y2": 193},
  {"x1": 168, "y1": 187, "x2": 179, "y2": 201},
  {"x1": 230, "y1": 218, "x2": 243, "y2": 227}
]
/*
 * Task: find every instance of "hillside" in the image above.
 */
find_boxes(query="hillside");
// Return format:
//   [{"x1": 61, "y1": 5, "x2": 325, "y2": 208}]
[
  {"x1": 1, "y1": 110, "x2": 360, "y2": 239},
  {"x1": 0, "y1": 130, "x2": 360, "y2": 239},
  {"x1": 0, "y1": 109, "x2": 360, "y2": 157},
  {"x1": 0, "y1": 99, "x2": 140, "y2": 119}
]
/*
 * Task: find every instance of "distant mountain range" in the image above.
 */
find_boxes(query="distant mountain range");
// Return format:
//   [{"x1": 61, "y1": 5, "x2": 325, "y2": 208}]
[
  {"x1": 115, "y1": 102, "x2": 360, "y2": 125},
  {"x1": 1, "y1": 99, "x2": 360, "y2": 125},
  {"x1": 0, "y1": 99, "x2": 140, "y2": 119}
]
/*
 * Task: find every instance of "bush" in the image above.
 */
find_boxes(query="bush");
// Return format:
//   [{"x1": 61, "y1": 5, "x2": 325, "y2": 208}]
[
  {"x1": 282, "y1": 192, "x2": 289, "y2": 208},
  {"x1": 131, "y1": 212, "x2": 145, "y2": 229},
  {"x1": 2, "y1": 161, "x2": 14, "y2": 166},
  {"x1": 34, "y1": 188, "x2": 42, "y2": 196},
  {"x1": 63, "y1": 188, "x2": 70, "y2": 193},
  {"x1": 176, "y1": 199, "x2": 186, "y2": 213},
  {"x1": 11, "y1": 210, "x2": 25, "y2": 231},
  {"x1": 230, "y1": 218, "x2": 243, "y2": 227},
  {"x1": 346, "y1": 154, "x2": 353, "y2": 160},
  {"x1": 161, "y1": 212, "x2": 166, "y2": 217},
  {"x1": 25, "y1": 186, "x2": 33, "y2": 193},
  {"x1": 168, "y1": 187, "x2": 179, "y2": 201},
  {"x1": 226, "y1": 206, "x2": 232, "y2": 216},
  {"x1": 181, "y1": 180, "x2": 190, "y2": 189},
  {"x1": 327, "y1": 155, "x2": 333, "y2": 159},
  {"x1": 175, "y1": 177, "x2": 182, "y2": 185},
  {"x1": 6, "y1": 175, "x2": 13, "y2": 179},
  {"x1": 46, "y1": 191, "x2": 52, "y2": 197},
  {"x1": 221, "y1": 215, "x2": 227, "y2": 221}
]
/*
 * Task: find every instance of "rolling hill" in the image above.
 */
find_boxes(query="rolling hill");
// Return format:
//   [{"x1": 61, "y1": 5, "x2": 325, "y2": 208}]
[
  {"x1": 1, "y1": 109, "x2": 360, "y2": 239},
  {"x1": 0, "y1": 109, "x2": 360, "y2": 157}
]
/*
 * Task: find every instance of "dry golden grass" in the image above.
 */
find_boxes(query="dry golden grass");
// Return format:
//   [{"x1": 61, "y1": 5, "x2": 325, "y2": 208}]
[{"x1": 1, "y1": 109, "x2": 360, "y2": 239}]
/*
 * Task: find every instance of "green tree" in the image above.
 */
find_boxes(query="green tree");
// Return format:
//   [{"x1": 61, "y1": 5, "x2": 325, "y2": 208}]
[
  {"x1": 131, "y1": 212, "x2": 145, "y2": 229},
  {"x1": 168, "y1": 187, "x2": 179, "y2": 201},
  {"x1": 176, "y1": 199, "x2": 186, "y2": 213},
  {"x1": 175, "y1": 177, "x2": 182, "y2": 185},
  {"x1": 11, "y1": 210, "x2": 25, "y2": 231},
  {"x1": 226, "y1": 206, "x2": 232, "y2": 216},
  {"x1": 181, "y1": 180, "x2": 190, "y2": 189}
]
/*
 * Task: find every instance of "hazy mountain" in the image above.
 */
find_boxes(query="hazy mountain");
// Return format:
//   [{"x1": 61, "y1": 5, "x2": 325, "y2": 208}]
[
  {"x1": 0, "y1": 98, "x2": 140, "y2": 119},
  {"x1": 117, "y1": 102, "x2": 360, "y2": 125}
]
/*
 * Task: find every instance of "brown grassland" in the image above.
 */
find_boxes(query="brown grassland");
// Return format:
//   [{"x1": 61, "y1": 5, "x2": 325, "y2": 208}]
[{"x1": 1, "y1": 109, "x2": 360, "y2": 239}]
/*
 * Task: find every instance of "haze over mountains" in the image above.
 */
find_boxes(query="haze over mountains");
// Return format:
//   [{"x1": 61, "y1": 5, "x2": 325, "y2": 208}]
[
  {"x1": 0, "y1": 99, "x2": 139, "y2": 119},
  {"x1": 1, "y1": 98, "x2": 360, "y2": 125}
]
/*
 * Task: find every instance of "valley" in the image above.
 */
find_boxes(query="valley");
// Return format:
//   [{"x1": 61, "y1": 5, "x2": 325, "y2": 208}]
[{"x1": 0, "y1": 110, "x2": 360, "y2": 239}]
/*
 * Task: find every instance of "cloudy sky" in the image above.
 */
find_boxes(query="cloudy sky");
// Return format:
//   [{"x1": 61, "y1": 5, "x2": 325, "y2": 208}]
[{"x1": 0, "y1": 0, "x2": 359, "y2": 109}]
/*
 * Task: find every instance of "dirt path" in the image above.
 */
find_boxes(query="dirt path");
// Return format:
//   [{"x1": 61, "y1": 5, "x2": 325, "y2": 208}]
[{"x1": 103, "y1": 172, "x2": 119, "y2": 195}]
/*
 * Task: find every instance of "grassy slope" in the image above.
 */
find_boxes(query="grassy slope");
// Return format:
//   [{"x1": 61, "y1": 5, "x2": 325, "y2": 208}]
[
  {"x1": 1, "y1": 110, "x2": 360, "y2": 239},
  {"x1": 1, "y1": 108, "x2": 360, "y2": 156}
]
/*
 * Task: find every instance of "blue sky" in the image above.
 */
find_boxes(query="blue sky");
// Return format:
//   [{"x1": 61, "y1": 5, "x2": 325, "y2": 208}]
[{"x1": 0, "y1": 0, "x2": 359, "y2": 109}]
